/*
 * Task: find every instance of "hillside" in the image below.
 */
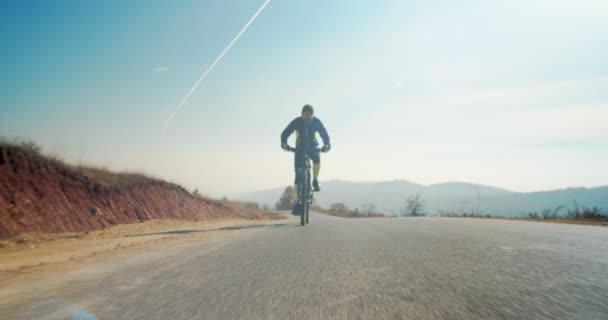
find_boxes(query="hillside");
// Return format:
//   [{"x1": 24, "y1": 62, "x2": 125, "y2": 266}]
[
  {"x1": 0, "y1": 142, "x2": 277, "y2": 239},
  {"x1": 240, "y1": 180, "x2": 608, "y2": 217}
]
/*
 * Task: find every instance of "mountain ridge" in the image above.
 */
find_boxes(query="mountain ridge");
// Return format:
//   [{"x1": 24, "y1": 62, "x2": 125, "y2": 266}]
[{"x1": 238, "y1": 179, "x2": 608, "y2": 217}]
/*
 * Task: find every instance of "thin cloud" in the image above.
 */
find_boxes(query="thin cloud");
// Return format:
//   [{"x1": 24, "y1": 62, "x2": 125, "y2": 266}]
[
  {"x1": 443, "y1": 77, "x2": 608, "y2": 106},
  {"x1": 153, "y1": 66, "x2": 171, "y2": 73},
  {"x1": 164, "y1": 0, "x2": 271, "y2": 131}
]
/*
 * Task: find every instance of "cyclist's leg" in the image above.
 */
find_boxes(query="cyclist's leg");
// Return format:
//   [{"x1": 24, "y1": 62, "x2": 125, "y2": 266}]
[
  {"x1": 309, "y1": 150, "x2": 321, "y2": 191},
  {"x1": 309, "y1": 150, "x2": 320, "y2": 179},
  {"x1": 293, "y1": 152, "x2": 301, "y2": 201}
]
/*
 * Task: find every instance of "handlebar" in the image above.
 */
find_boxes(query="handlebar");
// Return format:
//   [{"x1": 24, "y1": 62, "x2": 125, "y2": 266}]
[{"x1": 284, "y1": 146, "x2": 327, "y2": 153}]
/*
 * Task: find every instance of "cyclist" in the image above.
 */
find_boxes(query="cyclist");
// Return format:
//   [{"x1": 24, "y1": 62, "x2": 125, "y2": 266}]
[{"x1": 281, "y1": 104, "x2": 331, "y2": 215}]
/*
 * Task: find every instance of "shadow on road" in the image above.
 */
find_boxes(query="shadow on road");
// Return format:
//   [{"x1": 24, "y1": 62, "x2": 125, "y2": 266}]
[{"x1": 125, "y1": 223, "x2": 290, "y2": 237}]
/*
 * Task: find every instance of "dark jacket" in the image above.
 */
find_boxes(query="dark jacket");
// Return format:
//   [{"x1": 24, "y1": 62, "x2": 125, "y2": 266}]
[{"x1": 281, "y1": 117, "x2": 330, "y2": 150}]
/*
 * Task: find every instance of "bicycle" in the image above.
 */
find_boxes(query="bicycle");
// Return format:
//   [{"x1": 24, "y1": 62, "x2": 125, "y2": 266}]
[{"x1": 285, "y1": 146, "x2": 325, "y2": 226}]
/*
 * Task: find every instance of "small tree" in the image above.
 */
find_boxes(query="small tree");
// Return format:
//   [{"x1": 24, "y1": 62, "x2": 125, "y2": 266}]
[
  {"x1": 552, "y1": 205, "x2": 564, "y2": 219},
  {"x1": 275, "y1": 186, "x2": 294, "y2": 210},
  {"x1": 402, "y1": 194, "x2": 424, "y2": 216},
  {"x1": 567, "y1": 200, "x2": 582, "y2": 220},
  {"x1": 192, "y1": 188, "x2": 201, "y2": 197},
  {"x1": 361, "y1": 203, "x2": 378, "y2": 216},
  {"x1": 329, "y1": 202, "x2": 350, "y2": 216}
]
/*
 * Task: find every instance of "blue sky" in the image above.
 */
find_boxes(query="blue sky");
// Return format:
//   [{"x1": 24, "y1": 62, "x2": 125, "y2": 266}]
[{"x1": 1, "y1": 0, "x2": 607, "y2": 196}]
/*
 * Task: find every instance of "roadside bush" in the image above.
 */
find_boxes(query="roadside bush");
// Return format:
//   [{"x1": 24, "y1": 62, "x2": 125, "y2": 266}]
[{"x1": 275, "y1": 186, "x2": 294, "y2": 210}]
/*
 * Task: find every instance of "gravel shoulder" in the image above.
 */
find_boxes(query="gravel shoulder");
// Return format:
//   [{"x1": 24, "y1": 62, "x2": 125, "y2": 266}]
[{"x1": 0, "y1": 216, "x2": 286, "y2": 289}]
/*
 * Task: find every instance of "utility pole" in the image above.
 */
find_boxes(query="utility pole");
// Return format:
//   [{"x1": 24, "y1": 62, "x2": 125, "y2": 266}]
[{"x1": 476, "y1": 190, "x2": 480, "y2": 215}]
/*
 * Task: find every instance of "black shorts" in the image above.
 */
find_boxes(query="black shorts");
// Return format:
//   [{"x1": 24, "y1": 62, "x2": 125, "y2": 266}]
[{"x1": 294, "y1": 150, "x2": 320, "y2": 182}]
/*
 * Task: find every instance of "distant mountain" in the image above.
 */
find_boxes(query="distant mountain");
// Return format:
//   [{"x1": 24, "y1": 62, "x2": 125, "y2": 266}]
[
  {"x1": 237, "y1": 179, "x2": 608, "y2": 217},
  {"x1": 426, "y1": 181, "x2": 512, "y2": 197}
]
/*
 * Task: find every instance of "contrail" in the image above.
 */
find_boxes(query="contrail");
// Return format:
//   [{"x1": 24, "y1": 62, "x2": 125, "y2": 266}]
[{"x1": 164, "y1": 0, "x2": 271, "y2": 131}]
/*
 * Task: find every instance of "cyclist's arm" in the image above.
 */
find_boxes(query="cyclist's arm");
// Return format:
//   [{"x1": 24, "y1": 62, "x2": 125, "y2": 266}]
[
  {"x1": 317, "y1": 118, "x2": 330, "y2": 146},
  {"x1": 281, "y1": 118, "x2": 298, "y2": 146}
]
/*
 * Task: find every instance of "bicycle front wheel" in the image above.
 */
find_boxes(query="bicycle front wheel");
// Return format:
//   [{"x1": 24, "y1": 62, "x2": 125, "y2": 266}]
[{"x1": 299, "y1": 170, "x2": 309, "y2": 226}]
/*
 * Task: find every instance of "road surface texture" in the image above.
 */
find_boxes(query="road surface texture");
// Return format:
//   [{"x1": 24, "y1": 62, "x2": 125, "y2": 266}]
[{"x1": 2, "y1": 214, "x2": 607, "y2": 320}]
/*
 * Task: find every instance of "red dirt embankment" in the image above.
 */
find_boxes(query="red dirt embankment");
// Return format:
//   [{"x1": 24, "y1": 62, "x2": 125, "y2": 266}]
[{"x1": 0, "y1": 143, "x2": 275, "y2": 239}]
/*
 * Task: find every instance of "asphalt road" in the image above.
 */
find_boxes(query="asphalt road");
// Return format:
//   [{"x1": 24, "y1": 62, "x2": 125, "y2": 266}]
[{"x1": 3, "y1": 214, "x2": 608, "y2": 320}]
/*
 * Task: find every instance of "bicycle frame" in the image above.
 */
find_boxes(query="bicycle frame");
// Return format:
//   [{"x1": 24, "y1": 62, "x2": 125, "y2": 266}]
[
  {"x1": 284, "y1": 123, "x2": 328, "y2": 225},
  {"x1": 286, "y1": 146, "x2": 323, "y2": 225}
]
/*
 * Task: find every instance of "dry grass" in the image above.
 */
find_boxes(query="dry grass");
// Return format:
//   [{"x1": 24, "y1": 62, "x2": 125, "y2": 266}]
[
  {"x1": 0, "y1": 137, "x2": 43, "y2": 155},
  {"x1": 1, "y1": 138, "x2": 181, "y2": 189},
  {"x1": 73, "y1": 165, "x2": 159, "y2": 187},
  {"x1": 512, "y1": 217, "x2": 608, "y2": 226},
  {"x1": 0, "y1": 138, "x2": 277, "y2": 217},
  {"x1": 437, "y1": 212, "x2": 608, "y2": 226},
  {"x1": 312, "y1": 205, "x2": 385, "y2": 218}
]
